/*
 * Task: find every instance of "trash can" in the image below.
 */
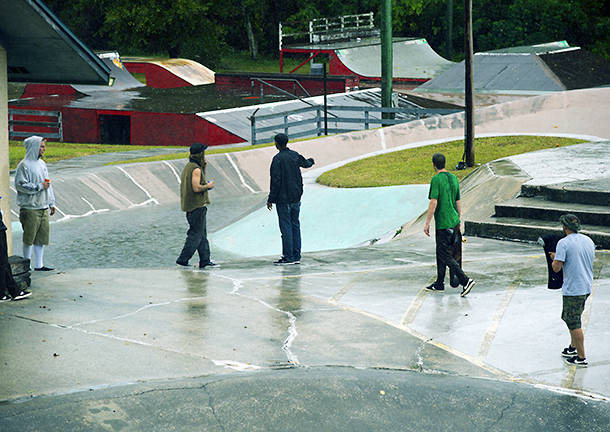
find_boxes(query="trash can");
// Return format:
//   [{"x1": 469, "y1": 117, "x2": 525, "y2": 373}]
[{"x1": 311, "y1": 63, "x2": 324, "y2": 75}]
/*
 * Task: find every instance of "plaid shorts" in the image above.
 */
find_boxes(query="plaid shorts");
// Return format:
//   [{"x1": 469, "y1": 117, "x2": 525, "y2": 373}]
[
  {"x1": 19, "y1": 208, "x2": 50, "y2": 246},
  {"x1": 561, "y1": 294, "x2": 590, "y2": 330}
]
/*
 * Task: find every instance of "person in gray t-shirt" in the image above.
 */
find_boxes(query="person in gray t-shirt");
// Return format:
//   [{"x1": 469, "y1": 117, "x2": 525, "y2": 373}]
[{"x1": 550, "y1": 214, "x2": 595, "y2": 367}]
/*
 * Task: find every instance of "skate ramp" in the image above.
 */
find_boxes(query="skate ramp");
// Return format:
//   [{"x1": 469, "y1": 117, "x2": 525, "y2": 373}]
[
  {"x1": 209, "y1": 184, "x2": 429, "y2": 259},
  {"x1": 417, "y1": 42, "x2": 610, "y2": 95},
  {"x1": 335, "y1": 38, "x2": 454, "y2": 80}
]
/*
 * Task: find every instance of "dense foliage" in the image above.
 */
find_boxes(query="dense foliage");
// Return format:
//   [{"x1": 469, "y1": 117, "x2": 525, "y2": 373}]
[{"x1": 44, "y1": 0, "x2": 610, "y2": 66}]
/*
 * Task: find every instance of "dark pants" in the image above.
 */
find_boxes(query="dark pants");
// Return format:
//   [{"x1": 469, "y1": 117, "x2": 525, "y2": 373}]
[
  {"x1": 177, "y1": 206, "x2": 210, "y2": 267},
  {"x1": 435, "y1": 225, "x2": 468, "y2": 287},
  {"x1": 1, "y1": 230, "x2": 20, "y2": 298},
  {"x1": 276, "y1": 202, "x2": 302, "y2": 262}
]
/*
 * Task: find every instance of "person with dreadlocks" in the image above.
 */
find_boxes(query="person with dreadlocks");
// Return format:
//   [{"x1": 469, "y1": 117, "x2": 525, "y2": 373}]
[{"x1": 176, "y1": 143, "x2": 218, "y2": 269}]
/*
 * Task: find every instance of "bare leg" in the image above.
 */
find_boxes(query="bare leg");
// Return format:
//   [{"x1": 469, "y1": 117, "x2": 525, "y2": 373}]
[{"x1": 569, "y1": 328, "x2": 585, "y2": 359}]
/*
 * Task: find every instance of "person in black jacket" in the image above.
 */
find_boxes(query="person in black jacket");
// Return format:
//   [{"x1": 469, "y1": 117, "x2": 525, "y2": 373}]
[{"x1": 267, "y1": 134, "x2": 315, "y2": 265}]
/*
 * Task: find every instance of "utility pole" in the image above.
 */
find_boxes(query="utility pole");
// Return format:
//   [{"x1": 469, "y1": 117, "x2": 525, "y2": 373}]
[
  {"x1": 464, "y1": 0, "x2": 475, "y2": 166},
  {"x1": 381, "y1": 0, "x2": 393, "y2": 121},
  {"x1": 446, "y1": 0, "x2": 453, "y2": 60}
]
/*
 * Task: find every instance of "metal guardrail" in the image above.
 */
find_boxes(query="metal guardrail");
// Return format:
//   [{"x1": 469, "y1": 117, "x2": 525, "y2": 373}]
[
  {"x1": 250, "y1": 105, "x2": 463, "y2": 145},
  {"x1": 280, "y1": 12, "x2": 376, "y2": 49},
  {"x1": 8, "y1": 109, "x2": 63, "y2": 141},
  {"x1": 253, "y1": 78, "x2": 311, "y2": 99}
]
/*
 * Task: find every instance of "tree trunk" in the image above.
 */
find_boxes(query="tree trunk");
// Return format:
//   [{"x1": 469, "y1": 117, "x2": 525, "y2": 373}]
[
  {"x1": 243, "y1": 4, "x2": 258, "y2": 61},
  {"x1": 168, "y1": 46, "x2": 180, "y2": 58}
]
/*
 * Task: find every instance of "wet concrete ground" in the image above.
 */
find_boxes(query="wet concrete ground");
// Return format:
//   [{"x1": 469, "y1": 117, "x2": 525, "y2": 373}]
[
  {"x1": 3, "y1": 88, "x2": 610, "y2": 430},
  {"x1": 1, "y1": 237, "x2": 610, "y2": 430}
]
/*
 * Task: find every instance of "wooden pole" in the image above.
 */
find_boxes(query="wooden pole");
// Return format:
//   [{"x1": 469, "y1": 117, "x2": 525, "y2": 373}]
[
  {"x1": 381, "y1": 0, "x2": 393, "y2": 120},
  {"x1": 464, "y1": 0, "x2": 475, "y2": 166}
]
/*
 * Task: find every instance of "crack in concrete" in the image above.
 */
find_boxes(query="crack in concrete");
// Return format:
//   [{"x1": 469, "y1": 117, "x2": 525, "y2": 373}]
[
  {"x1": 486, "y1": 392, "x2": 517, "y2": 431},
  {"x1": 230, "y1": 279, "x2": 300, "y2": 365}
]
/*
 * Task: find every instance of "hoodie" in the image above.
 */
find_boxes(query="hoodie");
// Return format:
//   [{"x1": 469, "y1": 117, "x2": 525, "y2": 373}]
[{"x1": 14, "y1": 136, "x2": 55, "y2": 210}]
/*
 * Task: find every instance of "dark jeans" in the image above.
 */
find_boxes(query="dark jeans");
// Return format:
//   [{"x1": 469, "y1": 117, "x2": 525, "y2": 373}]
[
  {"x1": 435, "y1": 225, "x2": 468, "y2": 287},
  {"x1": 177, "y1": 206, "x2": 210, "y2": 267},
  {"x1": 276, "y1": 202, "x2": 302, "y2": 262},
  {"x1": 0, "y1": 230, "x2": 20, "y2": 297}
]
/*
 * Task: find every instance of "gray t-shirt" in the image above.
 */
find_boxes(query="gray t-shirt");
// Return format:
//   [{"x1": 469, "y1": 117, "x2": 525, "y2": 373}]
[{"x1": 555, "y1": 233, "x2": 595, "y2": 296}]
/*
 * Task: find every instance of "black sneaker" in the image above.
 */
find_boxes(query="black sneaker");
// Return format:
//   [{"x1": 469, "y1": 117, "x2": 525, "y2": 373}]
[
  {"x1": 0, "y1": 295, "x2": 11, "y2": 302},
  {"x1": 176, "y1": 262, "x2": 194, "y2": 269},
  {"x1": 199, "y1": 261, "x2": 220, "y2": 269},
  {"x1": 34, "y1": 266, "x2": 54, "y2": 271},
  {"x1": 561, "y1": 346, "x2": 578, "y2": 358},
  {"x1": 274, "y1": 258, "x2": 295, "y2": 266},
  {"x1": 461, "y1": 279, "x2": 475, "y2": 297},
  {"x1": 426, "y1": 283, "x2": 444, "y2": 291},
  {"x1": 565, "y1": 356, "x2": 588, "y2": 367},
  {"x1": 13, "y1": 290, "x2": 32, "y2": 300}
]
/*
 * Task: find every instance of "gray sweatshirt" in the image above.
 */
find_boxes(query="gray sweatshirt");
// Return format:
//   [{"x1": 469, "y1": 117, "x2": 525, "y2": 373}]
[{"x1": 14, "y1": 136, "x2": 55, "y2": 210}]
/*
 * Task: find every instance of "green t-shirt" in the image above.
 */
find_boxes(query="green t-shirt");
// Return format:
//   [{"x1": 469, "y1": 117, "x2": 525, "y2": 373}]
[{"x1": 428, "y1": 171, "x2": 461, "y2": 230}]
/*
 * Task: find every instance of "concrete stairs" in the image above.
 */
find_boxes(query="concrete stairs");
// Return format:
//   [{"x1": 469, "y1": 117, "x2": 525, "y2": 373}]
[{"x1": 465, "y1": 181, "x2": 610, "y2": 249}]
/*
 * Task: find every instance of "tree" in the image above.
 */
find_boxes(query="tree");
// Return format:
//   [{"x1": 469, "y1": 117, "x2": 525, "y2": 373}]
[{"x1": 102, "y1": 0, "x2": 227, "y2": 64}]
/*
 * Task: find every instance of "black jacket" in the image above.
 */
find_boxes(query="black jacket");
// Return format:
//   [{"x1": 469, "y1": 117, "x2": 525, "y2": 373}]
[{"x1": 268, "y1": 147, "x2": 314, "y2": 204}]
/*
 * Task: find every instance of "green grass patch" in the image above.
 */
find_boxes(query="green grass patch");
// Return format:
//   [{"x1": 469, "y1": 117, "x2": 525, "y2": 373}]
[{"x1": 317, "y1": 136, "x2": 587, "y2": 188}]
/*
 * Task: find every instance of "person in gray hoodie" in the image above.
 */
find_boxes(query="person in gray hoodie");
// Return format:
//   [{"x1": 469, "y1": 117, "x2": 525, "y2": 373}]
[{"x1": 14, "y1": 136, "x2": 56, "y2": 271}]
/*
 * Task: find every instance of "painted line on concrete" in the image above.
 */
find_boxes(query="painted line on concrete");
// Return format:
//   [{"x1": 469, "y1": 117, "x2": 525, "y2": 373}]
[
  {"x1": 162, "y1": 160, "x2": 181, "y2": 183},
  {"x1": 116, "y1": 166, "x2": 159, "y2": 206},
  {"x1": 476, "y1": 275, "x2": 523, "y2": 362},
  {"x1": 400, "y1": 277, "x2": 434, "y2": 328},
  {"x1": 226, "y1": 153, "x2": 256, "y2": 193},
  {"x1": 340, "y1": 303, "x2": 515, "y2": 380},
  {"x1": 89, "y1": 173, "x2": 135, "y2": 206},
  {"x1": 329, "y1": 272, "x2": 371, "y2": 303}
]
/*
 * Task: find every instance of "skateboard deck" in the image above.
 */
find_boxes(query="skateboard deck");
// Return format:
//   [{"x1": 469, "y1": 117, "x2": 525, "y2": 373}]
[
  {"x1": 541, "y1": 234, "x2": 563, "y2": 289},
  {"x1": 450, "y1": 227, "x2": 462, "y2": 288}
]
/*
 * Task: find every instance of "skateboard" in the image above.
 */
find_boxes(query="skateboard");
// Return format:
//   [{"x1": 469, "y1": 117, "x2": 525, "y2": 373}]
[
  {"x1": 450, "y1": 227, "x2": 463, "y2": 288},
  {"x1": 540, "y1": 234, "x2": 563, "y2": 289}
]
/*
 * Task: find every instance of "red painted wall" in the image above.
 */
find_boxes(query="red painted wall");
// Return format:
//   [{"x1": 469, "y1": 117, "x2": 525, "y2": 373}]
[{"x1": 131, "y1": 112, "x2": 245, "y2": 147}]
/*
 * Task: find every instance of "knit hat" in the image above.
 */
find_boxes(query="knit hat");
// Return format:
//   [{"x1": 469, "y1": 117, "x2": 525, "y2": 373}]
[
  {"x1": 560, "y1": 214, "x2": 581, "y2": 232},
  {"x1": 190, "y1": 142, "x2": 208, "y2": 154}
]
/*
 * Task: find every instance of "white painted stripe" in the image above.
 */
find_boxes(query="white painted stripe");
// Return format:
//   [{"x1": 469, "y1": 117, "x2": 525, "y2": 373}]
[
  {"x1": 226, "y1": 154, "x2": 256, "y2": 193},
  {"x1": 116, "y1": 166, "x2": 159, "y2": 206},
  {"x1": 163, "y1": 160, "x2": 181, "y2": 183}
]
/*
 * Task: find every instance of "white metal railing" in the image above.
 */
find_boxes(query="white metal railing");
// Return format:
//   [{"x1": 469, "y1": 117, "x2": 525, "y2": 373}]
[
  {"x1": 250, "y1": 104, "x2": 463, "y2": 145},
  {"x1": 280, "y1": 12, "x2": 376, "y2": 50}
]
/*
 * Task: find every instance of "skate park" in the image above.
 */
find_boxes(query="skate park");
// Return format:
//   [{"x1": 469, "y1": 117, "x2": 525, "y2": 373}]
[{"x1": 2, "y1": 86, "x2": 610, "y2": 430}]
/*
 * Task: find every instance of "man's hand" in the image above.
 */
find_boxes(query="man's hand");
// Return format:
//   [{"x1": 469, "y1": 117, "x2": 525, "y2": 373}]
[
  {"x1": 43, "y1": 180, "x2": 50, "y2": 190},
  {"x1": 267, "y1": 202, "x2": 273, "y2": 211},
  {"x1": 50, "y1": 207, "x2": 56, "y2": 216},
  {"x1": 423, "y1": 222, "x2": 431, "y2": 237}
]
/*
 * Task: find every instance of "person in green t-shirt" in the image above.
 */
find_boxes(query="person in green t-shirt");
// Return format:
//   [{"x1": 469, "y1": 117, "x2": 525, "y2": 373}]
[{"x1": 424, "y1": 153, "x2": 475, "y2": 297}]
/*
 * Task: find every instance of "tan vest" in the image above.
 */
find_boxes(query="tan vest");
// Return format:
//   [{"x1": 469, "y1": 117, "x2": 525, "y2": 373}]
[{"x1": 180, "y1": 161, "x2": 210, "y2": 212}]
